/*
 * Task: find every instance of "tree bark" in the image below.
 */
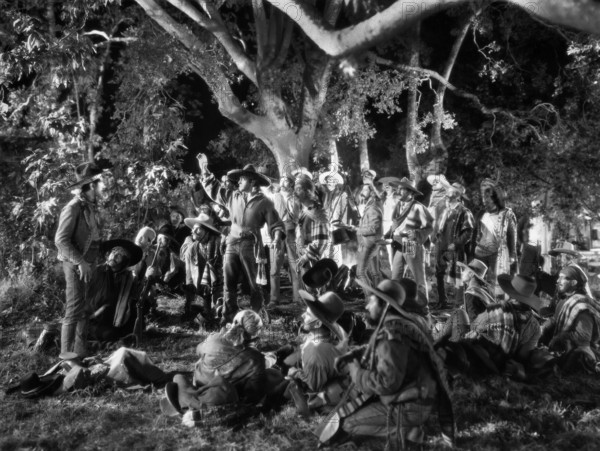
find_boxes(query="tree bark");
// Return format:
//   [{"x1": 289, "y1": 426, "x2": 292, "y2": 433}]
[
  {"x1": 405, "y1": 23, "x2": 421, "y2": 183},
  {"x1": 358, "y1": 135, "x2": 370, "y2": 171},
  {"x1": 264, "y1": 0, "x2": 600, "y2": 57}
]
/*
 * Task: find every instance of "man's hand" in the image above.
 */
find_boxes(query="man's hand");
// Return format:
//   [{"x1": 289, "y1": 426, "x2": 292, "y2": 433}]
[
  {"x1": 447, "y1": 243, "x2": 456, "y2": 251},
  {"x1": 287, "y1": 367, "x2": 300, "y2": 378},
  {"x1": 197, "y1": 153, "x2": 208, "y2": 174},
  {"x1": 78, "y1": 261, "x2": 92, "y2": 283},
  {"x1": 145, "y1": 266, "x2": 161, "y2": 280},
  {"x1": 347, "y1": 358, "x2": 361, "y2": 381},
  {"x1": 334, "y1": 350, "x2": 360, "y2": 373},
  {"x1": 157, "y1": 234, "x2": 170, "y2": 248},
  {"x1": 272, "y1": 231, "x2": 284, "y2": 251}
]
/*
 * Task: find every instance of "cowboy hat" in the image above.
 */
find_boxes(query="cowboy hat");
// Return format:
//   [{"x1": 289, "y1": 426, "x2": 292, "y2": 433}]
[
  {"x1": 377, "y1": 176, "x2": 402, "y2": 187},
  {"x1": 68, "y1": 162, "x2": 108, "y2": 189},
  {"x1": 318, "y1": 171, "x2": 344, "y2": 185},
  {"x1": 397, "y1": 177, "x2": 423, "y2": 196},
  {"x1": 299, "y1": 290, "x2": 346, "y2": 341},
  {"x1": 497, "y1": 274, "x2": 542, "y2": 312},
  {"x1": 456, "y1": 259, "x2": 488, "y2": 283},
  {"x1": 291, "y1": 167, "x2": 313, "y2": 180},
  {"x1": 549, "y1": 242, "x2": 581, "y2": 257},
  {"x1": 227, "y1": 164, "x2": 271, "y2": 187},
  {"x1": 355, "y1": 279, "x2": 406, "y2": 315},
  {"x1": 20, "y1": 372, "x2": 64, "y2": 398},
  {"x1": 184, "y1": 213, "x2": 221, "y2": 235},
  {"x1": 361, "y1": 169, "x2": 376, "y2": 179},
  {"x1": 447, "y1": 182, "x2": 470, "y2": 201},
  {"x1": 302, "y1": 258, "x2": 338, "y2": 289},
  {"x1": 99, "y1": 239, "x2": 144, "y2": 267},
  {"x1": 426, "y1": 173, "x2": 449, "y2": 188}
]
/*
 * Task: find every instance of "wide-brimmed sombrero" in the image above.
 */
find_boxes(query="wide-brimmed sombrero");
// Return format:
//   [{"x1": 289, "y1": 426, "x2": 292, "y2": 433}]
[
  {"x1": 497, "y1": 274, "x2": 542, "y2": 312},
  {"x1": 227, "y1": 164, "x2": 271, "y2": 187},
  {"x1": 184, "y1": 213, "x2": 221, "y2": 235},
  {"x1": 68, "y1": 162, "x2": 109, "y2": 189},
  {"x1": 298, "y1": 290, "x2": 346, "y2": 341}
]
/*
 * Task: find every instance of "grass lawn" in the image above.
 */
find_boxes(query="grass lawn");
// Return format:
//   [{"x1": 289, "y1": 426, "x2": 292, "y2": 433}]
[{"x1": 2, "y1": 290, "x2": 600, "y2": 450}]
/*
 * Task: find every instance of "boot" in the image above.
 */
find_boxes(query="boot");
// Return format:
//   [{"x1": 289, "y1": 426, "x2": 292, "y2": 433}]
[
  {"x1": 73, "y1": 319, "x2": 88, "y2": 358},
  {"x1": 61, "y1": 322, "x2": 77, "y2": 354}
]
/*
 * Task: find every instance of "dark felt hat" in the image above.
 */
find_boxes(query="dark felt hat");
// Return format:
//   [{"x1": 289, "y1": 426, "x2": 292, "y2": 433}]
[
  {"x1": 397, "y1": 177, "x2": 422, "y2": 196},
  {"x1": 227, "y1": 164, "x2": 271, "y2": 187},
  {"x1": 20, "y1": 372, "x2": 64, "y2": 398},
  {"x1": 100, "y1": 239, "x2": 144, "y2": 267},
  {"x1": 68, "y1": 162, "x2": 107, "y2": 189},
  {"x1": 299, "y1": 290, "x2": 346, "y2": 341},
  {"x1": 355, "y1": 279, "x2": 406, "y2": 315},
  {"x1": 397, "y1": 278, "x2": 428, "y2": 316},
  {"x1": 497, "y1": 274, "x2": 542, "y2": 312},
  {"x1": 302, "y1": 258, "x2": 338, "y2": 289}
]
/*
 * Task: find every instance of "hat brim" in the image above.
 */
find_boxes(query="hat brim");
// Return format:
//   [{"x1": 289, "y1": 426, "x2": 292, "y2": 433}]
[
  {"x1": 100, "y1": 239, "x2": 144, "y2": 267},
  {"x1": 227, "y1": 169, "x2": 271, "y2": 187},
  {"x1": 67, "y1": 172, "x2": 105, "y2": 190},
  {"x1": 549, "y1": 248, "x2": 581, "y2": 257},
  {"x1": 21, "y1": 373, "x2": 63, "y2": 398},
  {"x1": 318, "y1": 172, "x2": 344, "y2": 185},
  {"x1": 497, "y1": 274, "x2": 541, "y2": 311},
  {"x1": 299, "y1": 290, "x2": 345, "y2": 341},
  {"x1": 302, "y1": 259, "x2": 338, "y2": 289},
  {"x1": 184, "y1": 218, "x2": 221, "y2": 235},
  {"x1": 456, "y1": 261, "x2": 487, "y2": 282},
  {"x1": 377, "y1": 177, "x2": 402, "y2": 187},
  {"x1": 397, "y1": 181, "x2": 423, "y2": 197},
  {"x1": 355, "y1": 279, "x2": 405, "y2": 313}
]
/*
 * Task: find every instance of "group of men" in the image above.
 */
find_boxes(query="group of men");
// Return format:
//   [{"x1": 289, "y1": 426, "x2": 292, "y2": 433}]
[{"x1": 54, "y1": 158, "x2": 600, "y2": 447}]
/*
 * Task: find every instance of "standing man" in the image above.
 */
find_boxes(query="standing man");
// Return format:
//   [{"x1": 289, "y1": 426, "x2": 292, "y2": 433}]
[
  {"x1": 198, "y1": 155, "x2": 284, "y2": 324},
  {"x1": 270, "y1": 175, "x2": 301, "y2": 304},
  {"x1": 55, "y1": 162, "x2": 107, "y2": 357},
  {"x1": 387, "y1": 177, "x2": 434, "y2": 306},
  {"x1": 378, "y1": 177, "x2": 401, "y2": 269},
  {"x1": 473, "y1": 179, "x2": 517, "y2": 296},
  {"x1": 434, "y1": 182, "x2": 475, "y2": 309},
  {"x1": 320, "y1": 167, "x2": 348, "y2": 267}
]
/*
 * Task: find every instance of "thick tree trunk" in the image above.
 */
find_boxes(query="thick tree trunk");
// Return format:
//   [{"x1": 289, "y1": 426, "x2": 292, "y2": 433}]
[
  {"x1": 405, "y1": 23, "x2": 421, "y2": 183},
  {"x1": 428, "y1": 11, "x2": 478, "y2": 175}
]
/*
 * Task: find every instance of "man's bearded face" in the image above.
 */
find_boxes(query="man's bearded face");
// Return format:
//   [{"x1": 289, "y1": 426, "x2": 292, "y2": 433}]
[
  {"x1": 107, "y1": 246, "x2": 130, "y2": 272},
  {"x1": 301, "y1": 309, "x2": 321, "y2": 331},
  {"x1": 326, "y1": 177, "x2": 338, "y2": 191},
  {"x1": 556, "y1": 273, "x2": 575, "y2": 294},
  {"x1": 192, "y1": 225, "x2": 210, "y2": 244}
]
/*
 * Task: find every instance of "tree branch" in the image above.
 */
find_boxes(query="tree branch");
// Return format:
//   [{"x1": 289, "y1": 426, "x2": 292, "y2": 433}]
[
  {"x1": 264, "y1": 0, "x2": 600, "y2": 57},
  {"x1": 158, "y1": 0, "x2": 258, "y2": 85}
]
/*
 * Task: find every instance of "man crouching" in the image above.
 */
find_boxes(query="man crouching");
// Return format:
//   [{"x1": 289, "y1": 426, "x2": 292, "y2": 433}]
[{"x1": 319, "y1": 279, "x2": 455, "y2": 448}]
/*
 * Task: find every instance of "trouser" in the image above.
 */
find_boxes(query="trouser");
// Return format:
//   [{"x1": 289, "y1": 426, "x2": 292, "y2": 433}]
[
  {"x1": 475, "y1": 252, "x2": 499, "y2": 296},
  {"x1": 61, "y1": 260, "x2": 93, "y2": 357},
  {"x1": 283, "y1": 230, "x2": 300, "y2": 303},
  {"x1": 268, "y1": 244, "x2": 283, "y2": 304},
  {"x1": 223, "y1": 238, "x2": 264, "y2": 321},
  {"x1": 342, "y1": 398, "x2": 433, "y2": 444},
  {"x1": 391, "y1": 244, "x2": 429, "y2": 303},
  {"x1": 357, "y1": 238, "x2": 380, "y2": 297}
]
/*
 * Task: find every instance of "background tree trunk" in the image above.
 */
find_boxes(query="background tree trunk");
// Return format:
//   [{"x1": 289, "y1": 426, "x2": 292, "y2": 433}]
[{"x1": 405, "y1": 23, "x2": 421, "y2": 182}]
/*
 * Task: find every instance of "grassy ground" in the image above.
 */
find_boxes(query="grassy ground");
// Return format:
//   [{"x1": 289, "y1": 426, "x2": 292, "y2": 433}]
[{"x1": 3, "y1": 282, "x2": 600, "y2": 450}]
